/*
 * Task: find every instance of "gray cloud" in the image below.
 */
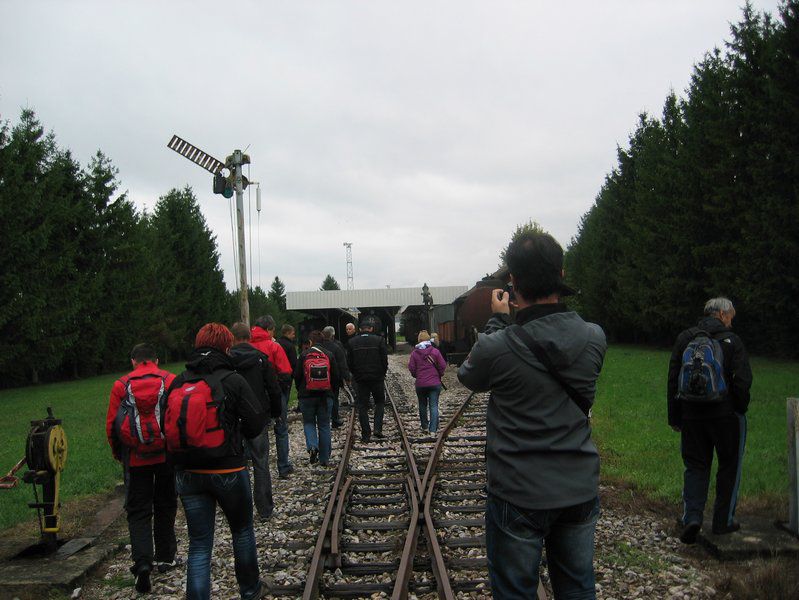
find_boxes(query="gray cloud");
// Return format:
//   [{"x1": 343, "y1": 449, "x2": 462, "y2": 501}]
[{"x1": 0, "y1": 0, "x2": 781, "y2": 293}]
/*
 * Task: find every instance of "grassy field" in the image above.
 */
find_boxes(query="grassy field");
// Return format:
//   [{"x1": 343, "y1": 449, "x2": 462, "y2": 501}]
[
  {"x1": 0, "y1": 362, "x2": 298, "y2": 532},
  {"x1": 0, "y1": 345, "x2": 796, "y2": 532},
  {"x1": 593, "y1": 345, "x2": 799, "y2": 510}
]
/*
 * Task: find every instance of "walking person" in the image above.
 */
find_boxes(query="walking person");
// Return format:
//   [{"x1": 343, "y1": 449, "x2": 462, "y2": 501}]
[
  {"x1": 458, "y1": 232, "x2": 606, "y2": 599},
  {"x1": 229, "y1": 323, "x2": 283, "y2": 522},
  {"x1": 164, "y1": 323, "x2": 268, "y2": 600},
  {"x1": 408, "y1": 330, "x2": 447, "y2": 434},
  {"x1": 251, "y1": 315, "x2": 295, "y2": 478},
  {"x1": 294, "y1": 330, "x2": 340, "y2": 466},
  {"x1": 320, "y1": 325, "x2": 351, "y2": 428},
  {"x1": 346, "y1": 315, "x2": 388, "y2": 442},
  {"x1": 668, "y1": 297, "x2": 753, "y2": 543},
  {"x1": 106, "y1": 343, "x2": 178, "y2": 593}
]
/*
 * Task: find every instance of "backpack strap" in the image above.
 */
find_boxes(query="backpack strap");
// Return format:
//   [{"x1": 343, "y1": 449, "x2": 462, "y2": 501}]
[{"x1": 511, "y1": 325, "x2": 592, "y2": 418}]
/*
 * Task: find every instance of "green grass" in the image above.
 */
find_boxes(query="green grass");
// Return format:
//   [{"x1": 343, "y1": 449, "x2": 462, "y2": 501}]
[
  {"x1": 604, "y1": 541, "x2": 667, "y2": 572},
  {"x1": 0, "y1": 362, "x2": 298, "y2": 532},
  {"x1": 593, "y1": 345, "x2": 799, "y2": 505}
]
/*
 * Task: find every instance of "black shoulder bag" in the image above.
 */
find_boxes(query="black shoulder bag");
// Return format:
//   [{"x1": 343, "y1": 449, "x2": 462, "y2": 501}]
[{"x1": 511, "y1": 325, "x2": 592, "y2": 418}]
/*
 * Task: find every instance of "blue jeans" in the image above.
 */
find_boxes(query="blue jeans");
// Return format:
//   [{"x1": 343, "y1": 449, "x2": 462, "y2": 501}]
[
  {"x1": 415, "y1": 386, "x2": 441, "y2": 432},
  {"x1": 486, "y1": 493, "x2": 599, "y2": 599},
  {"x1": 299, "y1": 395, "x2": 332, "y2": 465},
  {"x1": 274, "y1": 391, "x2": 292, "y2": 475},
  {"x1": 176, "y1": 469, "x2": 262, "y2": 600}
]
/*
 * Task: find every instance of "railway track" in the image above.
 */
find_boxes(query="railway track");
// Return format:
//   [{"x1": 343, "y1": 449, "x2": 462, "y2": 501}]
[{"x1": 268, "y1": 366, "x2": 547, "y2": 599}]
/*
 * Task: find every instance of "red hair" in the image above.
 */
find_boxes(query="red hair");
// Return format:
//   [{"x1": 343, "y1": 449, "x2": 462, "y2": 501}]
[{"x1": 195, "y1": 323, "x2": 234, "y2": 352}]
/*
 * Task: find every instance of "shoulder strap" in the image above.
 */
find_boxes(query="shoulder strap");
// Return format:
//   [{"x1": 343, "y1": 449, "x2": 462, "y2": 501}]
[{"x1": 511, "y1": 325, "x2": 592, "y2": 418}]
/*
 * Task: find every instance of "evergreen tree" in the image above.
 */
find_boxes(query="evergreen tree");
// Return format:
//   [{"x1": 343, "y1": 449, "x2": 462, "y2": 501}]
[
  {"x1": 268, "y1": 276, "x2": 287, "y2": 311},
  {"x1": 148, "y1": 187, "x2": 228, "y2": 358},
  {"x1": 498, "y1": 220, "x2": 546, "y2": 267},
  {"x1": 320, "y1": 275, "x2": 340, "y2": 290}
]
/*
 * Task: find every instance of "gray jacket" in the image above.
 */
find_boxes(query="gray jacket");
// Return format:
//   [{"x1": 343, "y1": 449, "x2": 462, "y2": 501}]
[{"x1": 457, "y1": 306, "x2": 606, "y2": 509}]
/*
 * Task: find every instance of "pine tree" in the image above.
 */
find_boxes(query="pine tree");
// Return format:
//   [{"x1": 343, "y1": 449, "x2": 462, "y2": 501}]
[
  {"x1": 320, "y1": 275, "x2": 340, "y2": 290},
  {"x1": 268, "y1": 276, "x2": 287, "y2": 311}
]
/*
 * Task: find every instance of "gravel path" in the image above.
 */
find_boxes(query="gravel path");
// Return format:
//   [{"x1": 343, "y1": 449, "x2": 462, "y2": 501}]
[{"x1": 77, "y1": 353, "x2": 718, "y2": 599}]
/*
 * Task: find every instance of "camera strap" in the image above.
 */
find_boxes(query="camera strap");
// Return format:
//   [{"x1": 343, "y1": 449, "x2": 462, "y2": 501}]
[{"x1": 510, "y1": 325, "x2": 592, "y2": 418}]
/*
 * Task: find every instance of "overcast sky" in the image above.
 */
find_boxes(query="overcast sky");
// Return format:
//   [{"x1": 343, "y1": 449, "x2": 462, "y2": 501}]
[{"x1": 0, "y1": 1, "x2": 782, "y2": 294}]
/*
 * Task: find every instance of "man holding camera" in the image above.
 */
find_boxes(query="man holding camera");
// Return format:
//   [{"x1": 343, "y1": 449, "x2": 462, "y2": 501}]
[{"x1": 458, "y1": 232, "x2": 606, "y2": 600}]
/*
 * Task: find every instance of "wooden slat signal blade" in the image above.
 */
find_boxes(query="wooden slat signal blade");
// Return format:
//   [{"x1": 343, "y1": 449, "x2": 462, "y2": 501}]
[{"x1": 167, "y1": 135, "x2": 225, "y2": 174}]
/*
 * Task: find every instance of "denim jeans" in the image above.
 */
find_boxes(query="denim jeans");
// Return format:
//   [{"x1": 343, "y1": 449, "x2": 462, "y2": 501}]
[
  {"x1": 176, "y1": 469, "x2": 262, "y2": 600},
  {"x1": 273, "y1": 391, "x2": 292, "y2": 475},
  {"x1": 299, "y1": 395, "x2": 332, "y2": 465},
  {"x1": 245, "y1": 427, "x2": 273, "y2": 519},
  {"x1": 486, "y1": 493, "x2": 599, "y2": 599},
  {"x1": 415, "y1": 385, "x2": 441, "y2": 432}
]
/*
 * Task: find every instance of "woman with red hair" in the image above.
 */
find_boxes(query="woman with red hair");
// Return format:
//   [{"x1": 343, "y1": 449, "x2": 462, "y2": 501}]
[{"x1": 167, "y1": 323, "x2": 268, "y2": 599}]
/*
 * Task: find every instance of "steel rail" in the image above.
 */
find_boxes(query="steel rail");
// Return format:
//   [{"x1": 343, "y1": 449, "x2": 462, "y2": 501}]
[
  {"x1": 303, "y1": 373, "x2": 420, "y2": 599},
  {"x1": 302, "y1": 395, "x2": 358, "y2": 600}
]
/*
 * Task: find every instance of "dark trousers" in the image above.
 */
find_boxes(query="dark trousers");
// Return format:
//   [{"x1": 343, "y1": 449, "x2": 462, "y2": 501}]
[
  {"x1": 330, "y1": 385, "x2": 342, "y2": 425},
  {"x1": 681, "y1": 414, "x2": 747, "y2": 530},
  {"x1": 244, "y1": 427, "x2": 273, "y2": 519},
  {"x1": 356, "y1": 380, "x2": 385, "y2": 437},
  {"x1": 124, "y1": 462, "x2": 178, "y2": 572}
]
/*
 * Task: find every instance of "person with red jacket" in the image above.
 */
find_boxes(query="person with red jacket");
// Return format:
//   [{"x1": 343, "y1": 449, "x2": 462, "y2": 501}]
[
  {"x1": 251, "y1": 315, "x2": 295, "y2": 477},
  {"x1": 106, "y1": 343, "x2": 178, "y2": 593}
]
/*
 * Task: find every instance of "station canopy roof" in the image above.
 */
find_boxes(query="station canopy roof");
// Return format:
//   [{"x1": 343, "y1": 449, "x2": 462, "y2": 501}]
[{"x1": 286, "y1": 286, "x2": 469, "y2": 311}]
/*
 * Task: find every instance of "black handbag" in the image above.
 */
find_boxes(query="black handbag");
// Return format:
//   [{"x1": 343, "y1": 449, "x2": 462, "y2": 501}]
[{"x1": 511, "y1": 325, "x2": 592, "y2": 418}]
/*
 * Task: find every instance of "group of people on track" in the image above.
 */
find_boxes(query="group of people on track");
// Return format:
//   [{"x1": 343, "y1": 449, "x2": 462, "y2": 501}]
[
  {"x1": 106, "y1": 231, "x2": 752, "y2": 600},
  {"x1": 106, "y1": 309, "x2": 448, "y2": 598}
]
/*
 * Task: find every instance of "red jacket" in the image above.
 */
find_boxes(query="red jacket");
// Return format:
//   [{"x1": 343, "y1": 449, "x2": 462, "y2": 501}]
[
  {"x1": 250, "y1": 326, "x2": 292, "y2": 375},
  {"x1": 106, "y1": 363, "x2": 175, "y2": 467}
]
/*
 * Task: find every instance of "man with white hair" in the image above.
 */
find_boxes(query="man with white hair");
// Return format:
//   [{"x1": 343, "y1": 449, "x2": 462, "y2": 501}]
[{"x1": 667, "y1": 297, "x2": 753, "y2": 544}]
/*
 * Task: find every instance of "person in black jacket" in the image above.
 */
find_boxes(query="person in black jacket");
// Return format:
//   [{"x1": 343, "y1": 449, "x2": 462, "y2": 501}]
[
  {"x1": 293, "y1": 330, "x2": 340, "y2": 465},
  {"x1": 321, "y1": 325, "x2": 351, "y2": 428},
  {"x1": 667, "y1": 297, "x2": 753, "y2": 544},
  {"x1": 346, "y1": 315, "x2": 388, "y2": 442},
  {"x1": 167, "y1": 323, "x2": 268, "y2": 600},
  {"x1": 229, "y1": 322, "x2": 282, "y2": 522}
]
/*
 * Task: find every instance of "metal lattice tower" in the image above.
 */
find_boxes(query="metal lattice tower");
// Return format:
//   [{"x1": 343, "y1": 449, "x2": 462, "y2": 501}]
[{"x1": 343, "y1": 242, "x2": 354, "y2": 290}]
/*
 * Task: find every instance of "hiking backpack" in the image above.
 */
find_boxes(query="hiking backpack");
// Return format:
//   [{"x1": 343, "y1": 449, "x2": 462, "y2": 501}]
[
  {"x1": 677, "y1": 330, "x2": 728, "y2": 402},
  {"x1": 114, "y1": 373, "x2": 169, "y2": 456},
  {"x1": 304, "y1": 347, "x2": 332, "y2": 391},
  {"x1": 162, "y1": 370, "x2": 233, "y2": 455}
]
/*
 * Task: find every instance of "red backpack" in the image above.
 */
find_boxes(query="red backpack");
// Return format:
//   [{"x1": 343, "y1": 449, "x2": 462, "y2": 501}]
[
  {"x1": 114, "y1": 373, "x2": 168, "y2": 456},
  {"x1": 162, "y1": 370, "x2": 233, "y2": 456},
  {"x1": 304, "y1": 347, "x2": 332, "y2": 391}
]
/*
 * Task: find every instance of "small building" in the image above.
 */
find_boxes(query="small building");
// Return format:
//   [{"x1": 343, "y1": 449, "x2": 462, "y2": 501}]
[{"x1": 286, "y1": 286, "x2": 468, "y2": 349}]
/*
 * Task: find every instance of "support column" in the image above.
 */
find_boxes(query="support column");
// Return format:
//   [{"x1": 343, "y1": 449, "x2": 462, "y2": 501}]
[{"x1": 789, "y1": 398, "x2": 799, "y2": 534}]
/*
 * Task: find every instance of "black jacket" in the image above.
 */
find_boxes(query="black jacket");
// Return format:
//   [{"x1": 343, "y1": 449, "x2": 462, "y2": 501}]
[
  {"x1": 293, "y1": 345, "x2": 341, "y2": 398},
  {"x1": 347, "y1": 332, "x2": 388, "y2": 383},
  {"x1": 277, "y1": 336, "x2": 298, "y2": 373},
  {"x1": 320, "y1": 338, "x2": 350, "y2": 382},
  {"x1": 168, "y1": 347, "x2": 267, "y2": 471},
  {"x1": 667, "y1": 316, "x2": 753, "y2": 425},
  {"x1": 229, "y1": 342, "x2": 282, "y2": 419}
]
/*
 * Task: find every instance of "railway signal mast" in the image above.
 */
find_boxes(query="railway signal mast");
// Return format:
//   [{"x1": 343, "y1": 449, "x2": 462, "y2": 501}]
[
  {"x1": 167, "y1": 135, "x2": 252, "y2": 325},
  {"x1": 343, "y1": 242, "x2": 354, "y2": 290}
]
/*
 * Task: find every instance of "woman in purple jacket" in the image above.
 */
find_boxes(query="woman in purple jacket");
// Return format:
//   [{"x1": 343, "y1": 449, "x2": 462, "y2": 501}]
[{"x1": 408, "y1": 330, "x2": 447, "y2": 433}]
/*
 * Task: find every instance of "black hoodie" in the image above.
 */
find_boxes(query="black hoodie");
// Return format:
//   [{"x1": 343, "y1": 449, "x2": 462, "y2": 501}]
[
  {"x1": 168, "y1": 347, "x2": 267, "y2": 471},
  {"x1": 229, "y1": 342, "x2": 282, "y2": 419},
  {"x1": 667, "y1": 316, "x2": 753, "y2": 425}
]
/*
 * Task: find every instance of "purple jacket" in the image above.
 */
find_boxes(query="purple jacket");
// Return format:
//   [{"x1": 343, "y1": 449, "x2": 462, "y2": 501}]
[{"x1": 408, "y1": 342, "x2": 446, "y2": 388}]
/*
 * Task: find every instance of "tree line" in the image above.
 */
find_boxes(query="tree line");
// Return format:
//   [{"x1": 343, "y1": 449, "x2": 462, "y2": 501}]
[
  {"x1": 566, "y1": 2, "x2": 799, "y2": 357},
  {"x1": 0, "y1": 109, "x2": 296, "y2": 387}
]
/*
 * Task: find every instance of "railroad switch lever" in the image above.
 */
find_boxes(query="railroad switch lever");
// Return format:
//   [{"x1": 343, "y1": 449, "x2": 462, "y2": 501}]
[{"x1": 24, "y1": 407, "x2": 68, "y2": 552}]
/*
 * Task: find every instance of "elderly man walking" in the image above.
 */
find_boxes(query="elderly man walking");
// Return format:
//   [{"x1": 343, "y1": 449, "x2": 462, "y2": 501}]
[{"x1": 668, "y1": 297, "x2": 753, "y2": 543}]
